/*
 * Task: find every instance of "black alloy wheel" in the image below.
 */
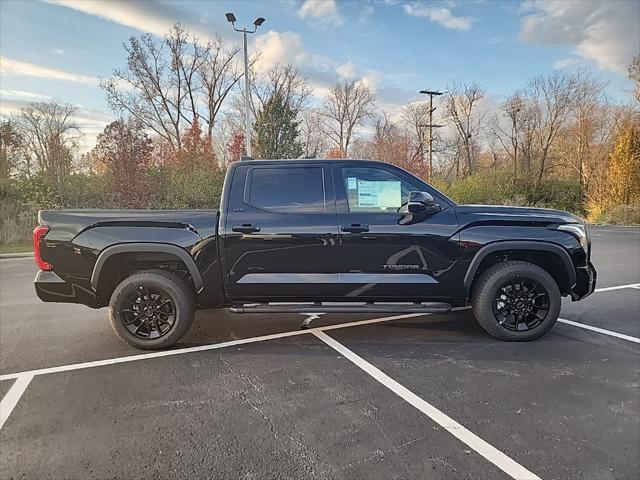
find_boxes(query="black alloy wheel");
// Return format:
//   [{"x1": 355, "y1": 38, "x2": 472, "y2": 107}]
[
  {"x1": 471, "y1": 260, "x2": 561, "y2": 341},
  {"x1": 120, "y1": 286, "x2": 177, "y2": 340},
  {"x1": 109, "y1": 270, "x2": 195, "y2": 350},
  {"x1": 492, "y1": 277, "x2": 550, "y2": 332}
]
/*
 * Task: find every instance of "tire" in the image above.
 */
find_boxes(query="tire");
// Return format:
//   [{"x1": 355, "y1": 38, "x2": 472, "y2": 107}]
[
  {"x1": 471, "y1": 260, "x2": 561, "y2": 341},
  {"x1": 109, "y1": 270, "x2": 195, "y2": 350}
]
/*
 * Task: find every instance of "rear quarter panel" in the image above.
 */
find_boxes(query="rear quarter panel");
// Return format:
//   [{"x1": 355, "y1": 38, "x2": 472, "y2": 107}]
[{"x1": 39, "y1": 211, "x2": 223, "y2": 308}]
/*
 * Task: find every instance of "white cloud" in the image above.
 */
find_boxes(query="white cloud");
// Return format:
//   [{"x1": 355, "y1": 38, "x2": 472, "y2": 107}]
[
  {"x1": 53, "y1": 48, "x2": 65, "y2": 55},
  {"x1": 46, "y1": 0, "x2": 229, "y2": 42},
  {"x1": 254, "y1": 30, "x2": 309, "y2": 72},
  {"x1": 0, "y1": 56, "x2": 98, "y2": 84},
  {"x1": 0, "y1": 89, "x2": 52, "y2": 101},
  {"x1": 552, "y1": 57, "x2": 583, "y2": 70},
  {"x1": 520, "y1": 0, "x2": 639, "y2": 74},
  {"x1": 298, "y1": 0, "x2": 343, "y2": 26},
  {"x1": 403, "y1": 3, "x2": 473, "y2": 30},
  {"x1": 253, "y1": 30, "x2": 338, "y2": 98},
  {"x1": 336, "y1": 62, "x2": 358, "y2": 79}
]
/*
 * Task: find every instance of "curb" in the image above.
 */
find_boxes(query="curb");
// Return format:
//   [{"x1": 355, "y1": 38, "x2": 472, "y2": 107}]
[{"x1": 0, "y1": 252, "x2": 33, "y2": 259}]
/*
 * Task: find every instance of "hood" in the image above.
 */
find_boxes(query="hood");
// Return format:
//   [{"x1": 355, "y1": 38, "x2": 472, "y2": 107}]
[{"x1": 455, "y1": 204, "x2": 583, "y2": 225}]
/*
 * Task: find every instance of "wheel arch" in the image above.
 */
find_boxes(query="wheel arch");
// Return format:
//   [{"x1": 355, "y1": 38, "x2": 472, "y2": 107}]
[
  {"x1": 91, "y1": 243, "x2": 203, "y2": 301},
  {"x1": 463, "y1": 241, "x2": 577, "y2": 298}
]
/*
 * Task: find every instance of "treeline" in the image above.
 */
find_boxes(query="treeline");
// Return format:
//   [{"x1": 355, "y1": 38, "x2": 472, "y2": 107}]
[{"x1": 1, "y1": 24, "x2": 639, "y2": 247}]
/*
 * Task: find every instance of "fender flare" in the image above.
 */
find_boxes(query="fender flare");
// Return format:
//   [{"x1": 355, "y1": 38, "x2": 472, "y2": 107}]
[
  {"x1": 91, "y1": 243, "x2": 203, "y2": 293},
  {"x1": 462, "y1": 240, "x2": 577, "y2": 292}
]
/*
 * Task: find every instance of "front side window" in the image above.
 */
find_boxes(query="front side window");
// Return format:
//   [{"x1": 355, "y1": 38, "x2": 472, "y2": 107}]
[
  {"x1": 342, "y1": 167, "x2": 417, "y2": 213},
  {"x1": 248, "y1": 167, "x2": 326, "y2": 213}
]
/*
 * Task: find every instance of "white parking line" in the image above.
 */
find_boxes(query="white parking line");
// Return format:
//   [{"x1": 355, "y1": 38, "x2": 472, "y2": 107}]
[
  {"x1": 0, "y1": 313, "x2": 427, "y2": 382},
  {"x1": 313, "y1": 330, "x2": 541, "y2": 480},
  {"x1": 0, "y1": 375, "x2": 33, "y2": 430},
  {"x1": 558, "y1": 318, "x2": 640, "y2": 344},
  {"x1": 594, "y1": 283, "x2": 640, "y2": 293}
]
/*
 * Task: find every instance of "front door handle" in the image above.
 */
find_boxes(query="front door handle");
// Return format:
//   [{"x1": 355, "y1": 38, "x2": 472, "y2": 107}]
[
  {"x1": 341, "y1": 224, "x2": 370, "y2": 234},
  {"x1": 232, "y1": 224, "x2": 261, "y2": 234}
]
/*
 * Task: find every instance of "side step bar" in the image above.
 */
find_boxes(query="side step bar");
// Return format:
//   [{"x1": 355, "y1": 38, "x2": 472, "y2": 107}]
[{"x1": 229, "y1": 302, "x2": 452, "y2": 314}]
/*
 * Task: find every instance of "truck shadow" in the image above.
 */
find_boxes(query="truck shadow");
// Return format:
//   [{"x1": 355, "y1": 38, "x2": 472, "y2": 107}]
[{"x1": 178, "y1": 308, "x2": 489, "y2": 348}]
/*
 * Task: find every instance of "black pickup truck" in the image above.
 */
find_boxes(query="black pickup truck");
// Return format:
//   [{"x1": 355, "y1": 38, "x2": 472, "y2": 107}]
[{"x1": 33, "y1": 159, "x2": 596, "y2": 349}]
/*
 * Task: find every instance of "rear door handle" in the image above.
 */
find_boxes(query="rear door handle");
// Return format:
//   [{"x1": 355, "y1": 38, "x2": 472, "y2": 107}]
[
  {"x1": 232, "y1": 224, "x2": 261, "y2": 234},
  {"x1": 341, "y1": 224, "x2": 370, "y2": 234}
]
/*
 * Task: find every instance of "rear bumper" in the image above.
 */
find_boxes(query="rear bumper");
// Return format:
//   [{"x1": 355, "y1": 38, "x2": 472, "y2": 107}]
[
  {"x1": 34, "y1": 270, "x2": 89, "y2": 305},
  {"x1": 570, "y1": 262, "x2": 596, "y2": 301}
]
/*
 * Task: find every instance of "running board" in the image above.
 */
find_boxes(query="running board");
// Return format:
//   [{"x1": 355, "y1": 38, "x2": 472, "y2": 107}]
[{"x1": 229, "y1": 302, "x2": 452, "y2": 314}]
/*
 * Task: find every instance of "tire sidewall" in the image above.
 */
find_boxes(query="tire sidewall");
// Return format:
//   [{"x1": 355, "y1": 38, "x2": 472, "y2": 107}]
[
  {"x1": 473, "y1": 262, "x2": 561, "y2": 341},
  {"x1": 109, "y1": 272, "x2": 194, "y2": 349}
]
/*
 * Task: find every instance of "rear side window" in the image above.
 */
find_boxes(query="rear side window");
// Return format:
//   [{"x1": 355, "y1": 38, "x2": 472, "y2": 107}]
[{"x1": 247, "y1": 167, "x2": 326, "y2": 213}]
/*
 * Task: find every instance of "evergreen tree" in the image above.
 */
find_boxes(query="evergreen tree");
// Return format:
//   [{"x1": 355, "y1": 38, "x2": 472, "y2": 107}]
[{"x1": 253, "y1": 92, "x2": 303, "y2": 159}]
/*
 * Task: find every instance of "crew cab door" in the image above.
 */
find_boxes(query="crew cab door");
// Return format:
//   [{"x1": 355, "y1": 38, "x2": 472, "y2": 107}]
[
  {"x1": 333, "y1": 163, "x2": 462, "y2": 300},
  {"x1": 221, "y1": 163, "x2": 339, "y2": 300}
]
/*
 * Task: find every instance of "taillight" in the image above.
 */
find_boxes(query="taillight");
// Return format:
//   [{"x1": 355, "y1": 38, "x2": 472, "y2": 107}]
[{"x1": 33, "y1": 225, "x2": 52, "y2": 271}]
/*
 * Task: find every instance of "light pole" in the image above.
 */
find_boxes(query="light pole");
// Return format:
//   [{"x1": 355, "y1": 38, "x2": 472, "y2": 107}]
[
  {"x1": 225, "y1": 13, "x2": 265, "y2": 158},
  {"x1": 418, "y1": 89, "x2": 444, "y2": 180}
]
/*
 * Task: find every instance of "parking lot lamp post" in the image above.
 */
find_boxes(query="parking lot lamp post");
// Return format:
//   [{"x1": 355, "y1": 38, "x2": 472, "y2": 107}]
[{"x1": 225, "y1": 13, "x2": 265, "y2": 158}]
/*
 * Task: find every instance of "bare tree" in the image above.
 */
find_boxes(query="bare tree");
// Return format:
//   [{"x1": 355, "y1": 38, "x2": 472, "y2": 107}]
[
  {"x1": 0, "y1": 119, "x2": 24, "y2": 178},
  {"x1": 629, "y1": 54, "x2": 640, "y2": 103},
  {"x1": 232, "y1": 63, "x2": 312, "y2": 126},
  {"x1": 524, "y1": 72, "x2": 579, "y2": 187},
  {"x1": 490, "y1": 91, "x2": 529, "y2": 178},
  {"x1": 198, "y1": 36, "x2": 243, "y2": 141},
  {"x1": 443, "y1": 82, "x2": 486, "y2": 177},
  {"x1": 13, "y1": 101, "x2": 80, "y2": 198},
  {"x1": 101, "y1": 23, "x2": 241, "y2": 150},
  {"x1": 299, "y1": 108, "x2": 329, "y2": 158},
  {"x1": 253, "y1": 64, "x2": 312, "y2": 116},
  {"x1": 572, "y1": 71, "x2": 606, "y2": 195},
  {"x1": 400, "y1": 102, "x2": 429, "y2": 162},
  {"x1": 320, "y1": 79, "x2": 375, "y2": 158}
]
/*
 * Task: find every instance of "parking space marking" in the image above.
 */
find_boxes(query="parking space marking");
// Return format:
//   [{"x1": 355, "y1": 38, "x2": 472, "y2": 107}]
[
  {"x1": 0, "y1": 313, "x2": 427, "y2": 382},
  {"x1": 594, "y1": 283, "x2": 640, "y2": 293},
  {"x1": 0, "y1": 375, "x2": 33, "y2": 430},
  {"x1": 312, "y1": 330, "x2": 541, "y2": 480},
  {"x1": 558, "y1": 318, "x2": 640, "y2": 344}
]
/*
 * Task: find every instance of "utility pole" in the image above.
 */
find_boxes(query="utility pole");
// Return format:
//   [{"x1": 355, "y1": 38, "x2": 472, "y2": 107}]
[
  {"x1": 419, "y1": 90, "x2": 444, "y2": 180},
  {"x1": 226, "y1": 13, "x2": 266, "y2": 158}
]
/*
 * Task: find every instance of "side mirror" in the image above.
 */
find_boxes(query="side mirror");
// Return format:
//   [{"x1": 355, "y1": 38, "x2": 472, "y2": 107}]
[{"x1": 407, "y1": 191, "x2": 441, "y2": 215}]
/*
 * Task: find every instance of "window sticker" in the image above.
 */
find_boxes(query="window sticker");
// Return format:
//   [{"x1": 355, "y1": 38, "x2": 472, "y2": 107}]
[
  {"x1": 347, "y1": 177, "x2": 357, "y2": 190},
  {"x1": 356, "y1": 180, "x2": 401, "y2": 208}
]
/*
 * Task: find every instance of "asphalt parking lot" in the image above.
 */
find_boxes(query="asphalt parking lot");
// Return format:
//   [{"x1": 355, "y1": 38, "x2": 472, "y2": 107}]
[{"x1": 1, "y1": 225, "x2": 639, "y2": 480}]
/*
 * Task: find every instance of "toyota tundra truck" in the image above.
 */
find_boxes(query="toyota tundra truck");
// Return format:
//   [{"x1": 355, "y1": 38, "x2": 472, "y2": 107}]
[{"x1": 33, "y1": 159, "x2": 596, "y2": 349}]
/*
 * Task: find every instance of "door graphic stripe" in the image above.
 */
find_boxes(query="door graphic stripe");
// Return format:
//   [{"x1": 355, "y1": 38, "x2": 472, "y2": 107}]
[
  {"x1": 237, "y1": 273, "x2": 337, "y2": 283},
  {"x1": 339, "y1": 273, "x2": 436, "y2": 284},
  {"x1": 237, "y1": 273, "x2": 437, "y2": 284}
]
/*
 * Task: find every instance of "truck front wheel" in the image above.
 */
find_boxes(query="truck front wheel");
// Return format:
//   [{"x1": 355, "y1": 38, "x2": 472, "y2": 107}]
[
  {"x1": 108, "y1": 270, "x2": 195, "y2": 350},
  {"x1": 471, "y1": 260, "x2": 561, "y2": 341}
]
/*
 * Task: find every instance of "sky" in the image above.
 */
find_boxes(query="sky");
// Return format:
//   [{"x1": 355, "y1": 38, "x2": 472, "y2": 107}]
[{"x1": 0, "y1": 0, "x2": 638, "y2": 150}]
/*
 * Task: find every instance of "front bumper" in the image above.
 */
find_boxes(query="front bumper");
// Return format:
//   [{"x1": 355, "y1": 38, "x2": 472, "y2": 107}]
[{"x1": 570, "y1": 261, "x2": 596, "y2": 301}]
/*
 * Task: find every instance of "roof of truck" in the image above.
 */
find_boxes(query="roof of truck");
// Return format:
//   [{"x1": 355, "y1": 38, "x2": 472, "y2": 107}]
[{"x1": 237, "y1": 158, "x2": 387, "y2": 164}]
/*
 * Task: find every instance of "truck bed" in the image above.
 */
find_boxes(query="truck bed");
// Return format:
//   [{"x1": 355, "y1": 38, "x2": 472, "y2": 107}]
[{"x1": 39, "y1": 209, "x2": 219, "y2": 240}]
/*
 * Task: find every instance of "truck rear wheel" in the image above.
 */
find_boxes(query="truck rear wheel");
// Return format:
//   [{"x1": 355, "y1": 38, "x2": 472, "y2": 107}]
[
  {"x1": 471, "y1": 260, "x2": 561, "y2": 341},
  {"x1": 108, "y1": 270, "x2": 195, "y2": 350}
]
